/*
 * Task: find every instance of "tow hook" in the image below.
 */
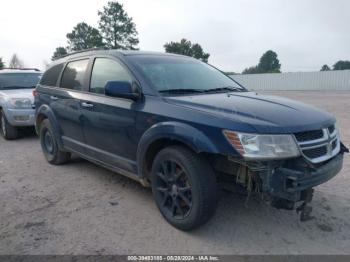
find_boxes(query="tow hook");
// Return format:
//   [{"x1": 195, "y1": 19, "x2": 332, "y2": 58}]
[{"x1": 296, "y1": 188, "x2": 315, "y2": 222}]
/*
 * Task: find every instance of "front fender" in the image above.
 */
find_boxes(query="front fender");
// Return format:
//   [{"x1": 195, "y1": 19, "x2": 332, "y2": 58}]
[
  {"x1": 35, "y1": 104, "x2": 63, "y2": 148},
  {"x1": 137, "y1": 121, "x2": 219, "y2": 177}
]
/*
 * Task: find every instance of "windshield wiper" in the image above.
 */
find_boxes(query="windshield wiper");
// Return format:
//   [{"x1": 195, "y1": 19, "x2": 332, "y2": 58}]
[
  {"x1": 203, "y1": 86, "x2": 246, "y2": 93},
  {"x1": 159, "y1": 88, "x2": 204, "y2": 95}
]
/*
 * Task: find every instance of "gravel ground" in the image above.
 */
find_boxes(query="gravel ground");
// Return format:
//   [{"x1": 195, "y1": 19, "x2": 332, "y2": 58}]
[{"x1": 0, "y1": 91, "x2": 349, "y2": 255}]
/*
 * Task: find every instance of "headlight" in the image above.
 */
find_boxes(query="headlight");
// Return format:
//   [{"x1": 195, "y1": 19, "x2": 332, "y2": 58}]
[
  {"x1": 223, "y1": 130, "x2": 300, "y2": 159},
  {"x1": 8, "y1": 98, "x2": 32, "y2": 109}
]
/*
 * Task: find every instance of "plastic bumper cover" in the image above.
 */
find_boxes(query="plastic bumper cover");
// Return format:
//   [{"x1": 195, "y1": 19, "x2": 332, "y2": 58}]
[
  {"x1": 4, "y1": 108, "x2": 35, "y2": 126},
  {"x1": 268, "y1": 152, "x2": 344, "y2": 202}
]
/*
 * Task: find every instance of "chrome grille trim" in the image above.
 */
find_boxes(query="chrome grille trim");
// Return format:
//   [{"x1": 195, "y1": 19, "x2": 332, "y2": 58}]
[
  {"x1": 297, "y1": 129, "x2": 328, "y2": 146},
  {"x1": 294, "y1": 127, "x2": 340, "y2": 164}
]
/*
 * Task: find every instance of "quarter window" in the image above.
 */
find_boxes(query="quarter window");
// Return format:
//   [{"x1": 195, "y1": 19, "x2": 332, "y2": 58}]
[
  {"x1": 90, "y1": 58, "x2": 132, "y2": 94},
  {"x1": 40, "y1": 63, "x2": 64, "y2": 87},
  {"x1": 60, "y1": 59, "x2": 89, "y2": 90}
]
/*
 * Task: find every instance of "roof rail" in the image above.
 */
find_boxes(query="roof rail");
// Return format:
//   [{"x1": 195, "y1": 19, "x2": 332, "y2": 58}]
[
  {"x1": 1, "y1": 68, "x2": 40, "y2": 71},
  {"x1": 52, "y1": 47, "x2": 111, "y2": 60}
]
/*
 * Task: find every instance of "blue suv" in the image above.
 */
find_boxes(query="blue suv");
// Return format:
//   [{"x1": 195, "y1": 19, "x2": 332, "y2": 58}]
[{"x1": 35, "y1": 49, "x2": 348, "y2": 230}]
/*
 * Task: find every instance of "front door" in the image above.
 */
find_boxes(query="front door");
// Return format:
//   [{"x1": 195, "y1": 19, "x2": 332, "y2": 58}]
[{"x1": 81, "y1": 57, "x2": 138, "y2": 172}]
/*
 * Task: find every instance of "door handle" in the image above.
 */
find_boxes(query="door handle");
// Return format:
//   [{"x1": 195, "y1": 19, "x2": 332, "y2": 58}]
[
  {"x1": 50, "y1": 96, "x2": 58, "y2": 101},
  {"x1": 81, "y1": 102, "x2": 94, "y2": 108}
]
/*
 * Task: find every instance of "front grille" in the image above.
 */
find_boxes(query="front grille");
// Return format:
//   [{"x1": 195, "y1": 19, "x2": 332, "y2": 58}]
[
  {"x1": 294, "y1": 126, "x2": 340, "y2": 163},
  {"x1": 303, "y1": 146, "x2": 327, "y2": 159},
  {"x1": 294, "y1": 129, "x2": 324, "y2": 142}
]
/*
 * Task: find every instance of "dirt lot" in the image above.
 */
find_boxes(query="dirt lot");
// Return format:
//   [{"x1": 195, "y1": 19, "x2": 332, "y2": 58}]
[{"x1": 0, "y1": 91, "x2": 349, "y2": 255}]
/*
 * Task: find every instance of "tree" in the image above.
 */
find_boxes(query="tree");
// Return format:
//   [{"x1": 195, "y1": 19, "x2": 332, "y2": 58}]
[
  {"x1": 223, "y1": 71, "x2": 237, "y2": 75},
  {"x1": 0, "y1": 57, "x2": 4, "y2": 69},
  {"x1": 9, "y1": 54, "x2": 24, "y2": 68},
  {"x1": 257, "y1": 50, "x2": 281, "y2": 73},
  {"x1": 320, "y1": 64, "x2": 331, "y2": 71},
  {"x1": 52, "y1": 47, "x2": 68, "y2": 60},
  {"x1": 333, "y1": 60, "x2": 350, "y2": 70},
  {"x1": 242, "y1": 50, "x2": 281, "y2": 74},
  {"x1": 66, "y1": 22, "x2": 104, "y2": 51},
  {"x1": 98, "y1": 1, "x2": 139, "y2": 50},
  {"x1": 242, "y1": 66, "x2": 259, "y2": 74},
  {"x1": 164, "y1": 39, "x2": 210, "y2": 62}
]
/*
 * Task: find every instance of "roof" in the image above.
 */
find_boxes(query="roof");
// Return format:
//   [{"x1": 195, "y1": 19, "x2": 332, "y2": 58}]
[
  {"x1": 0, "y1": 68, "x2": 41, "y2": 74},
  {"x1": 52, "y1": 48, "x2": 187, "y2": 63},
  {"x1": 118, "y1": 50, "x2": 181, "y2": 56}
]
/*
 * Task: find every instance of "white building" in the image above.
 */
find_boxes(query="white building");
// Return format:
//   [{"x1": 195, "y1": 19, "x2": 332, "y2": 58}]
[{"x1": 230, "y1": 70, "x2": 350, "y2": 91}]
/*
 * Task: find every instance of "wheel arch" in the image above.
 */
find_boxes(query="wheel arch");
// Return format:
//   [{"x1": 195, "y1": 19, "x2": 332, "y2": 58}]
[
  {"x1": 35, "y1": 104, "x2": 64, "y2": 148},
  {"x1": 137, "y1": 121, "x2": 219, "y2": 179},
  {"x1": 0, "y1": 105, "x2": 7, "y2": 117}
]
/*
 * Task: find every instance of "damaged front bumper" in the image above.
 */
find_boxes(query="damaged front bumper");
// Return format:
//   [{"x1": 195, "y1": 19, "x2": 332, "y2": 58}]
[
  {"x1": 256, "y1": 142, "x2": 348, "y2": 219},
  {"x1": 218, "y1": 142, "x2": 348, "y2": 220},
  {"x1": 267, "y1": 151, "x2": 343, "y2": 203}
]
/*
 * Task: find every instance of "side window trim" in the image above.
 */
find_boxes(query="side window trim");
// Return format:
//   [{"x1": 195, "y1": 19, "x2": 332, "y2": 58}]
[
  {"x1": 56, "y1": 62, "x2": 67, "y2": 88},
  {"x1": 59, "y1": 58, "x2": 91, "y2": 92},
  {"x1": 88, "y1": 56, "x2": 133, "y2": 95}
]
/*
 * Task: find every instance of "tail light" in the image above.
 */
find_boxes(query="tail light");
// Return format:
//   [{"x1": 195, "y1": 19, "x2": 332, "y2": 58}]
[{"x1": 32, "y1": 89, "x2": 38, "y2": 97}]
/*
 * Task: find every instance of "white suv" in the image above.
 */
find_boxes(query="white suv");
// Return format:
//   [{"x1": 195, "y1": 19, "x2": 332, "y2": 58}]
[{"x1": 0, "y1": 68, "x2": 42, "y2": 139}]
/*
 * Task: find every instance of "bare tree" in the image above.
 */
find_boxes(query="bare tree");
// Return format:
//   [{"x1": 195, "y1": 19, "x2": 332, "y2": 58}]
[
  {"x1": 0, "y1": 57, "x2": 4, "y2": 69},
  {"x1": 43, "y1": 60, "x2": 50, "y2": 70},
  {"x1": 9, "y1": 54, "x2": 24, "y2": 68}
]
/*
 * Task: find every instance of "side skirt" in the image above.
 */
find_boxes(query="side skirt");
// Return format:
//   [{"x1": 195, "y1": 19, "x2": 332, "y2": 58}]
[{"x1": 65, "y1": 146, "x2": 150, "y2": 187}]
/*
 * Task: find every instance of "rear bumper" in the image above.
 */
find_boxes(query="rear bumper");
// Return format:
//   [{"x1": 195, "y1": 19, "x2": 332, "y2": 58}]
[
  {"x1": 266, "y1": 152, "x2": 344, "y2": 202},
  {"x1": 4, "y1": 108, "x2": 35, "y2": 126}
]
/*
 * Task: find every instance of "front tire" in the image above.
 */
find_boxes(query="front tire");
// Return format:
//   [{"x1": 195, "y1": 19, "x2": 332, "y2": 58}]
[
  {"x1": 0, "y1": 110, "x2": 18, "y2": 140},
  {"x1": 39, "y1": 119, "x2": 70, "y2": 165},
  {"x1": 151, "y1": 146, "x2": 219, "y2": 231}
]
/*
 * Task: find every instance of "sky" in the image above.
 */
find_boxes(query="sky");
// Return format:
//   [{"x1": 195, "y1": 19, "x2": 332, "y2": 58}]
[{"x1": 0, "y1": 0, "x2": 349, "y2": 72}]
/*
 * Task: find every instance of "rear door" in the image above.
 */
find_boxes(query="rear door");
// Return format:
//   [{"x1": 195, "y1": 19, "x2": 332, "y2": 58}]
[
  {"x1": 53, "y1": 58, "x2": 90, "y2": 152},
  {"x1": 80, "y1": 57, "x2": 138, "y2": 172}
]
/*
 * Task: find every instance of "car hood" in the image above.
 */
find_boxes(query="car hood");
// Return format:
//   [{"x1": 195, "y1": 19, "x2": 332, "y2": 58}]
[
  {"x1": 164, "y1": 92, "x2": 335, "y2": 133},
  {"x1": 0, "y1": 89, "x2": 34, "y2": 103}
]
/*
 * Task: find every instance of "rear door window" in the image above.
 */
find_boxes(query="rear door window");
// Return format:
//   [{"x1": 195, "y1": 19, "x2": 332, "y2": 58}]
[{"x1": 60, "y1": 59, "x2": 89, "y2": 91}]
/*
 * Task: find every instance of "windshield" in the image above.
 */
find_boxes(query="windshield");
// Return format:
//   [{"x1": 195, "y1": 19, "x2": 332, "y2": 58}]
[
  {"x1": 128, "y1": 55, "x2": 246, "y2": 95},
  {"x1": 0, "y1": 73, "x2": 42, "y2": 90}
]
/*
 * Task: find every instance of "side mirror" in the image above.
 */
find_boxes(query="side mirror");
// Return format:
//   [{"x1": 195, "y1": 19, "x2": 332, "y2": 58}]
[{"x1": 105, "y1": 81, "x2": 140, "y2": 101}]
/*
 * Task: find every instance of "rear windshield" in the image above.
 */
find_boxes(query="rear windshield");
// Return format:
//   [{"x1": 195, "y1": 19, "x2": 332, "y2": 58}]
[{"x1": 0, "y1": 73, "x2": 42, "y2": 90}]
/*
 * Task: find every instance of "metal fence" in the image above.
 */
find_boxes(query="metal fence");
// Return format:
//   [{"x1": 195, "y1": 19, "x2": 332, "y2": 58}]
[{"x1": 230, "y1": 70, "x2": 350, "y2": 91}]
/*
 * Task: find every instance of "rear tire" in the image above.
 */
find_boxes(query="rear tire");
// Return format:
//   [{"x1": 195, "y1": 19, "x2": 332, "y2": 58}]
[
  {"x1": 39, "y1": 119, "x2": 70, "y2": 165},
  {"x1": 150, "y1": 146, "x2": 219, "y2": 231},
  {"x1": 0, "y1": 110, "x2": 18, "y2": 140}
]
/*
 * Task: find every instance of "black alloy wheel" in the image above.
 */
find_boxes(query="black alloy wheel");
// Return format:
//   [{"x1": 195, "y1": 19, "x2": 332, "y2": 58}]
[
  {"x1": 151, "y1": 146, "x2": 219, "y2": 230},
  {"x1": 154, "y1": 159, "x2": 193, "y2": 219}
]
